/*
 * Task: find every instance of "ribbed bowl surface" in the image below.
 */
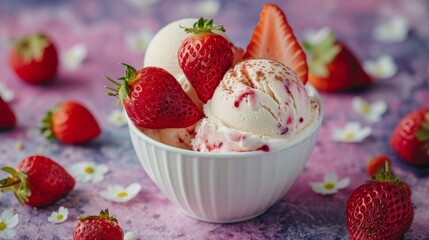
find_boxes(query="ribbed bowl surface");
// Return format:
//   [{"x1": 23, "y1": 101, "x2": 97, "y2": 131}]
[{"x1": 127, "y1": 85, "x2": 323, "y2": 223}]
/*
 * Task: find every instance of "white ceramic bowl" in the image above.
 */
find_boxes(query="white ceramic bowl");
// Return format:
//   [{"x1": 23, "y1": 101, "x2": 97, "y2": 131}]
[{"x1": 126, "y1": 85, "x2": 323, "y2": 223}]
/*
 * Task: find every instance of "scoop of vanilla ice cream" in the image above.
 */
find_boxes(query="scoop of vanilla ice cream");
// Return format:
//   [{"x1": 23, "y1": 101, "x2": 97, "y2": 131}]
[
  {"x1": 144, "y1": 18, "x2": 229, "y2": 78},
  {"x1": 205, "y1": 59, "x2": 312, "y2": 139}
]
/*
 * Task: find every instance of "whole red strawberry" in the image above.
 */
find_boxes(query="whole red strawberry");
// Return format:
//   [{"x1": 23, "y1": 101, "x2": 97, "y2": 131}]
[
  {"x1": 391, "y1": 108, "x2": 429, "y2": 167},
  {"x1": 73, "y1": 209, "x2": 123, "y2": 240},
  {"x1": 8, "y1": 33, "x2": 58, "y2": 84},
  {"x1": 0, "y1": 96, "x2": 16, "y2": 129},
  {"x1": 243, "y1": 3, "x2": 308, "y2": 84},
  {"x1": 346, "y1": 163, "x2": 414, "y2": 239},
  {"x1": 41, "y1": 101, "x2": 101, "y2": 144},
  {"x1": 178, "y1": 17, "x2": 234, "y2": 103},
  {"x1": 366, "y1": 155, "x2": 392, "y2": 177},
  {"x1": 0, "y1": 155, "x2": 75, "y2": 207},
  {"x1": 105, "y1": 64, "x2": 201, "y2": 129},
  {"x1": 302, "y1": 29, "x2": 373, "y2": 92}
]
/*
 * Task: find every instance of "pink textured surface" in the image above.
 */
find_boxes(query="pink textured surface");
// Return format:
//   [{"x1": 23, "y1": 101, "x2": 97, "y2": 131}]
[{"x1": 1, "y1": 0, "x2": 429, "y2": 239}]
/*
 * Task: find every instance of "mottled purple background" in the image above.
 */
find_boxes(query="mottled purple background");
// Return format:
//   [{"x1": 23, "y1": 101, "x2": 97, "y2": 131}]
[{"x1": 1, "y1": 0, "x2": 429, "y2": 239}]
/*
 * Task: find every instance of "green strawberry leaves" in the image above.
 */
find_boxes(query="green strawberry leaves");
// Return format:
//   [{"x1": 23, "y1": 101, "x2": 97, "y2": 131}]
[
  {"x1": 415, "y1": 112, "x2": 429, "y2": 151},
  {"x1": 105, "y1": 63, "x2": 136, "y2": 107},
  {"x1": 78, "y1": 209, "x2": 118, "y2": 223},
  {"x1": 0, "y1": 167, "x2": 30, "y2": 205},
  {"x1": 15, "y1": 33, "x2": 50, "y2": 63},
  {"x1": 302, "y1": 29, "x2": 341, "y2": 78},
  {"x1": 181, "y1": 17, "x2": 226, "y2": 34},
  {"x1": 40, "y1": 110, "x2": 54, "y2": 141}
]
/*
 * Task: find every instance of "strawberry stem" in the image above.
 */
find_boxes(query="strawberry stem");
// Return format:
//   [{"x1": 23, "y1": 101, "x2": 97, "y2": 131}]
[
  {"x1": 104, "y1": 63, "x2": 138, "y2": 107},
  {"x1": 181, "y1": 17, "x2": 226, "y2": 34}
]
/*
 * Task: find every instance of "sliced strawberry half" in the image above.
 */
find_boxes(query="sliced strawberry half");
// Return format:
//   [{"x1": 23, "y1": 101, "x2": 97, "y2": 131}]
[{"x1": 243, "y1": 3, "x2": 308, "y2": 84}]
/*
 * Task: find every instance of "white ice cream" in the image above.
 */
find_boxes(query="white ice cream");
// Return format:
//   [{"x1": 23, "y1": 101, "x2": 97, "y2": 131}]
[{"x1": 192, "y1": 59, "x2": 319, "y2": 152}]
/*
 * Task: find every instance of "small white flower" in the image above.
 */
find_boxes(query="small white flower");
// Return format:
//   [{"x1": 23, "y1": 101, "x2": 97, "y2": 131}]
[
  {"x1": 310, "y1": 172, "x2": 350, "y2": 195},
  {"x1": 196, "y1": 0, "x2": 221, "y2": 17},
  {"x1": 47, "y1": 206, "x2": 69, "y2": 224},
  {"x1": 0, "y1": 84, "x2": 14, "y2": 102},
  {"x1": 373, "y1": 16, "x2": 409, "y2": 43},
  {"x1": 332, "y1": 122, "x2": 372, "y2": 142},
  {"x1": 69, "y1": 161, "x2": 109, "y2": 183},
  {"x1": 126, "y1": 0, "x2": 160, "y2": 8},
  {"x1": 124, "y1": 231, "x2": 140, "y2": 240},
  {"x1": 363, "y1": 55, "x2": 397, "y2": 79},
  {"x1": 303, "y1": 27, "x2": 332, "y2": 45},
  {"x1": 100, "y1": 183, "x2": 141, "y2": 203},
  {"x1": 352, "y1": 97, "x2": 387, "y2": 123},
  {"x1": 0, "y1": 209, "x2": 19, "y2": 239},
  {"x1": 108, "y1": 110, "x2": 127, "y2": 128},
  {"x1": 125, "y1": 29, "x2": 154, "y2": 53},
  {"x1": 61, "y1": 44, "x2": 87, "y2": 70}
]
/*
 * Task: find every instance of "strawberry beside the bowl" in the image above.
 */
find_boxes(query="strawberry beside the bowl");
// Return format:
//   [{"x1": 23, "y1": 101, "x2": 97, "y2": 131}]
[
  {"x1": 0, "y1": 155, "x2": 75, "y2": 207},
  {"x1": 8, "y1": 33, "x2": 58, "y2": 84},
  {"x1": 41, "y1": 101, "x2": 101, "y2": 144},
  {"x1": 390, "y1": 108, "x2": 429, "y2": 167},
  {"x1": 73, "y1": 209, "x2": 123, "y2": 240},
  {"x1": 302, "y1": 30, "x2": 373, "y2": 92},
  {"x1": 0, "y1": 96, "x2": 16, "y2": 129},
  {"x1": 346, "y1": 162, "x2": 414, "y2": 239}
]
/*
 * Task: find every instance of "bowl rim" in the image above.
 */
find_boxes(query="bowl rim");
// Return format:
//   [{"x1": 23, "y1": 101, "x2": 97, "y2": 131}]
[{"x1": 126, "y1": 84, "x2": 323, "y2": 159}]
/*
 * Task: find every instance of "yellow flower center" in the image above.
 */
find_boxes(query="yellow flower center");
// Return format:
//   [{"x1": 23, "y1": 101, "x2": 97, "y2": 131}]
[
  {"x1": 65, "y1": 54, "x2": 78, "y2": 63},
  {"x1": 344, "y1": 132, "x2": 355, "y2": 141},
  {"x1": 117, "y1": 192, "x2": 128, "y2": 198},
  {"x1": 56, "y1": 214, "x2": 63, "y2": 221},
  {"x1": 360, "y1": 103, "x2": 371, "y2": 115},
  {"x1": 84, "y1": 166, "x2": 94, "y2": 174},
  {"x1": 115, "y1": 115, "x2": 124, "y2": 122},
  {"x1": 324, "y1": 182, "x2": 335, "y2": 190},
  {"x1": 0, "y1": 222, "x2": 6, "y2": 231},
  {"x1": 373, "y1": 64, "x2": 385, "y2": 76}
]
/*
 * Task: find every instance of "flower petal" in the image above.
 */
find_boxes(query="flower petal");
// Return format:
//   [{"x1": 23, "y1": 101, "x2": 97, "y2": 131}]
[
  {"x1": 48, "y1": 213, "x2": 57, "y2": 223},
  {"x1": 124, "y1": 231, "x2": 139, "y2": 240},
  {"x1": 96, "y1": 164, "x2": 109, "y2": 174},
  {"x1": 309, "y1": 182, "x2": 326, "y2": 194},
  {"x1": 5, "y1": 213, "x2": 19, "y2": 229},
  {"x1": 108, "y1": 110, "x2": 127, "y2": 127},
  {"x1": 62, "y1": 44, "x2": 87, "y2": 69},
  {"x1": 0, "y1": 85, "x2": 14, "y2": 102},
  {"x1": 357, "y1": 127, "x2": 372, "y2": 140},
  {"x1": 3, "y1": 228, "x2": 16, "y2": 239},
  {"x1": 124, "y1": 183, "x2": 141, "y2": 200},
  {"x1": 336, "y1": 177, "x2": 351, "y2": 189},
  {"x1": 1, "y1": 210, "x2": 13, "y2": 222},
  {"x1": 345, "y1": 122, "x2": 361, "y2": 131},
  {"x1": 373, "y1": 16, "x2": 409, "y2": 43},
  {"x1": 372, "y1": 101, "x2": 387, "y2": 114}
]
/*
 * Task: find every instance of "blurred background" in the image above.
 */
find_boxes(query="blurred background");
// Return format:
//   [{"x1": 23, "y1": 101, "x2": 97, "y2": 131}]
[{"x1": 1, "y1": 0, "x2": 428, "y2": 239}]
